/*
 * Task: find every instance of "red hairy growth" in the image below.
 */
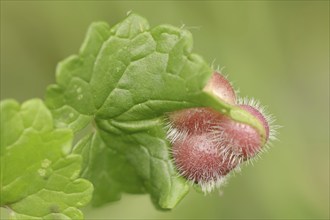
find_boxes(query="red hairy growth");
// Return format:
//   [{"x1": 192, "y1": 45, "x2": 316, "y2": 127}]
[{"x1": 167, "y1": 71, "x2": 271, "y2": 193}]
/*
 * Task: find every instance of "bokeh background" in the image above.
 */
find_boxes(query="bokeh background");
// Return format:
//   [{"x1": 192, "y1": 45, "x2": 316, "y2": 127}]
[{"x1": 1, "y1": 1, "x2": 329, "y2": 219}]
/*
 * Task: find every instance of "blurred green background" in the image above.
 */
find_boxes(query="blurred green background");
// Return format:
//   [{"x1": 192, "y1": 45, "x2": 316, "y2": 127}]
[{"x1": 1, "y1": 1, "x2": 329, "y2": 219}]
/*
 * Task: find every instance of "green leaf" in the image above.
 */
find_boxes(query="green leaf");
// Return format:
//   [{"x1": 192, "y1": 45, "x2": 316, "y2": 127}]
[
  {"x1": 0, "y1": 99, "x2": 93, "y2": 219},
  {"x1": 45, "y1": 13, "x2": 265, "y2": 209}
]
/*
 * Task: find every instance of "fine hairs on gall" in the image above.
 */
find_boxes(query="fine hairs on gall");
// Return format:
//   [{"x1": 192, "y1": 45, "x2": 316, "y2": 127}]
[{"x1": 167, "y1": 71, "x2": 276, "y2": 193}]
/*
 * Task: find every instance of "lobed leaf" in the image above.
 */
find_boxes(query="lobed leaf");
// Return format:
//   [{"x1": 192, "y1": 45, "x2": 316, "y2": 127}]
[
  {"x1": 0, "y1": 99, "x2": 93, "y2": 219},
  {"x1": 45, "y1": 13, "x2": 265, "y2": 209}
]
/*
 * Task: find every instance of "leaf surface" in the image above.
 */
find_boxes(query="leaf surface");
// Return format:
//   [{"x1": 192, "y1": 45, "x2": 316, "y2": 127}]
[{"x1": 0, "y1": 99, "x2": 93, "y2": 219}]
